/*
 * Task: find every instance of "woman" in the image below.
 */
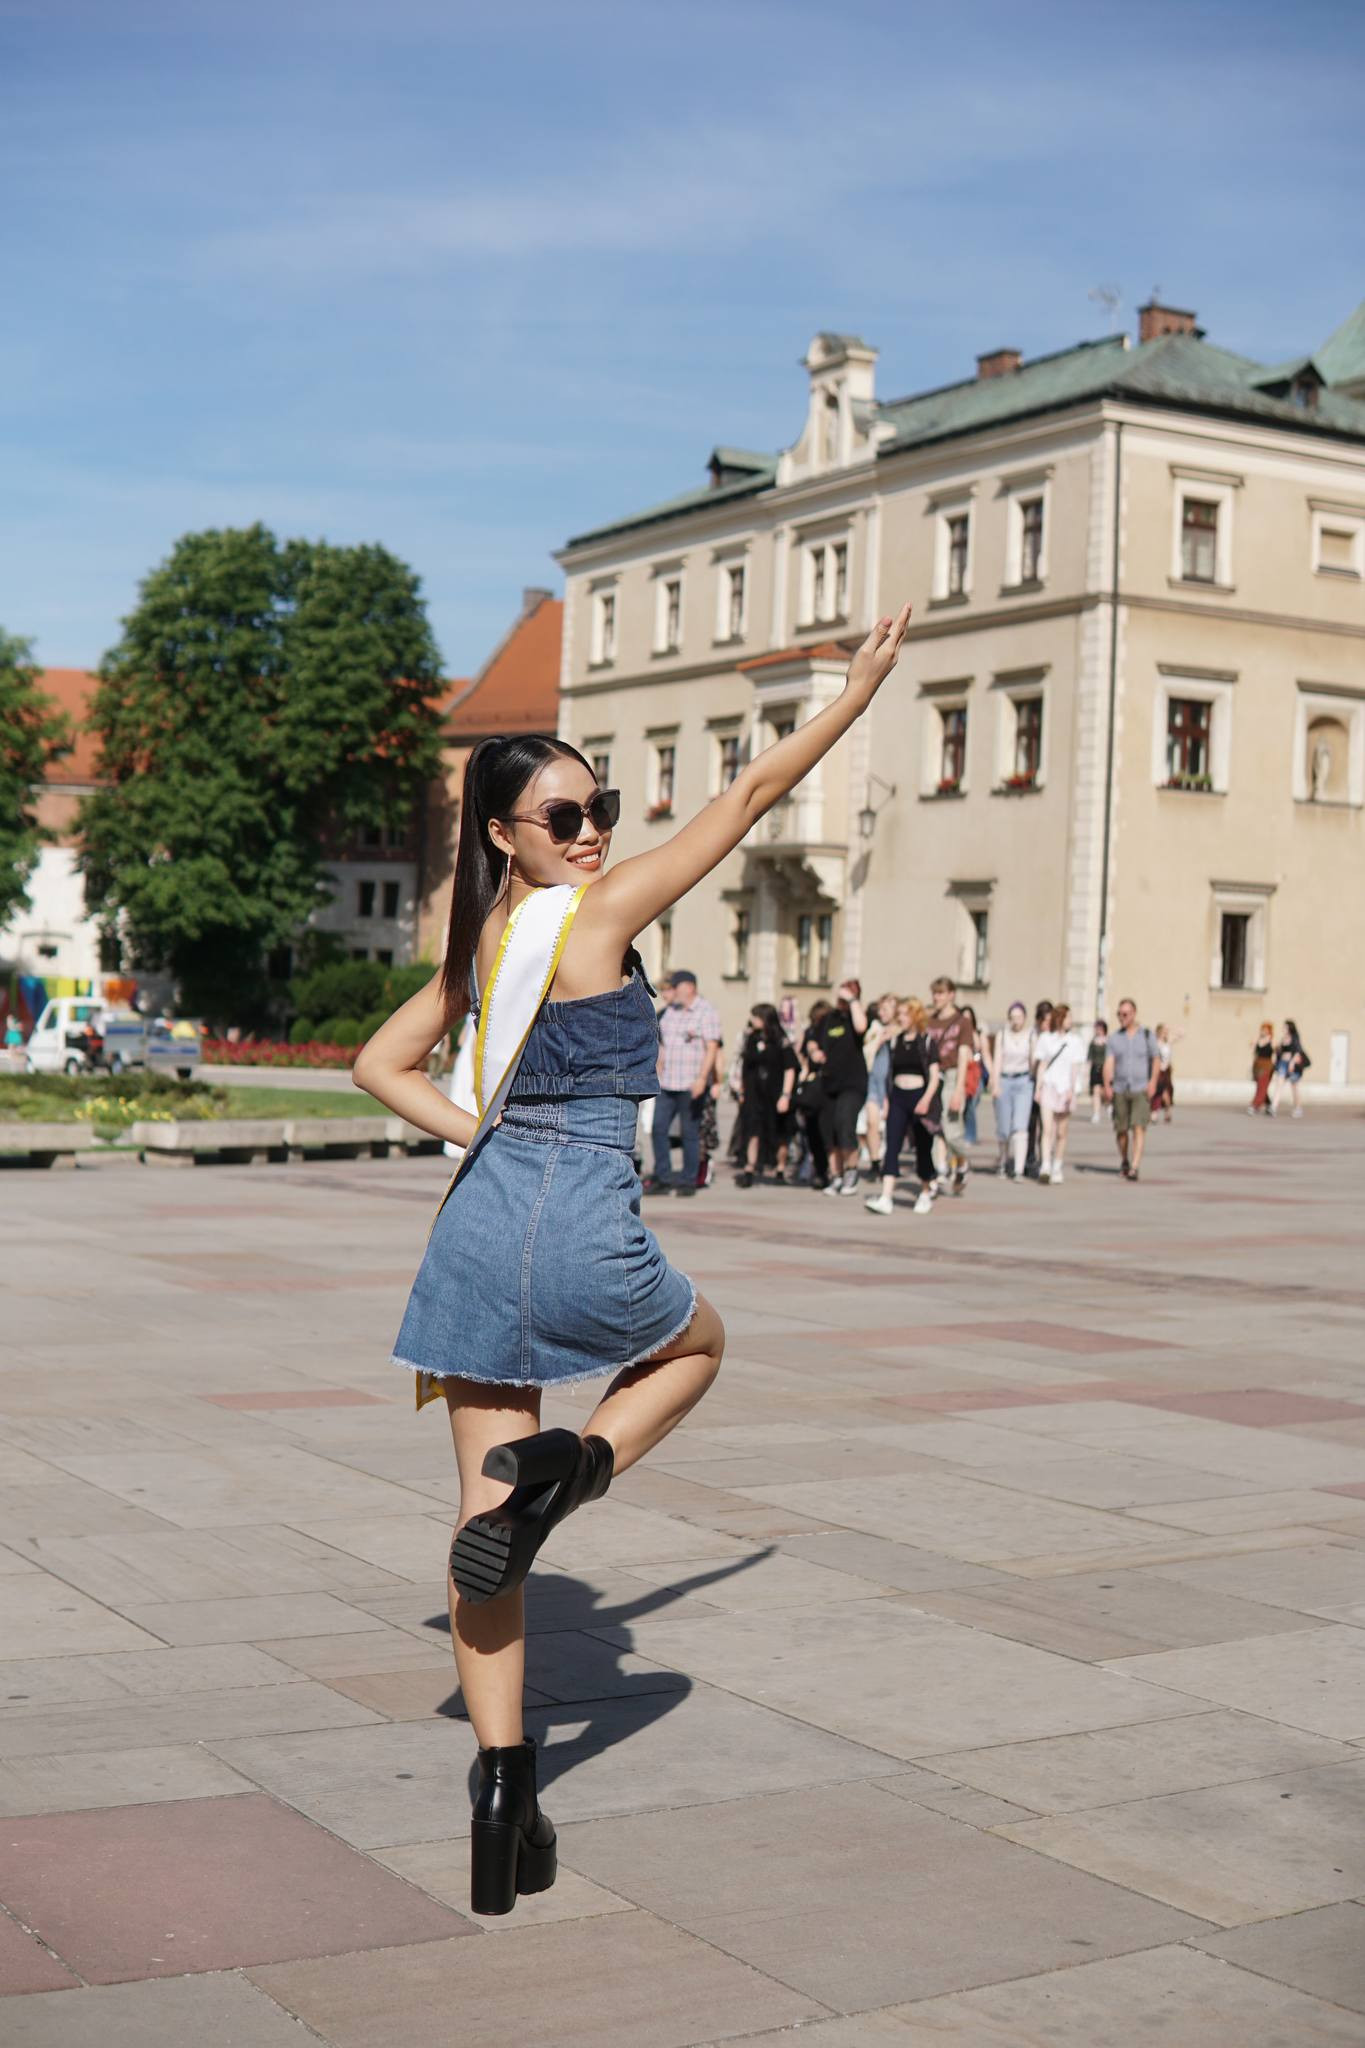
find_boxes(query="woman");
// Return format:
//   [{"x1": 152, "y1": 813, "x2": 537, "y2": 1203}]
[
  {"x1": 796, "y1": 998, "x2": 833, "y2": 1187},
  {"x1": 989, "y1": 1002, "x2": 1034, "y2": 1181},
  {"x1": 1032, "y1": 1001, "x2": 1080, "y2": 1184},
  {"x1": 355, "y1": 604, "x2": 912, "y2": 1915},
  {"x1": 861, "y1": 992, "x2": 899, "y2": 1177},
  {"x1": 1269, "y1": 1020, "x2": 1309, "y2": 1118},
  {"x1": 960, "y1": 1004, "x2": 985, "y2": 1145},
  {"x1": 1249, "y1": 1022, "x2": 1276, "y2": 1115},
  {"x1": 736, "y1": 1003, "x2": 797, "y2": 1186},
  {"x1": 1151, "y1": 1023, "x2": 1178, "y2": 1123},
  {"x1": 865, "y1": 998, "x2": 941, "y2": 1217},
  {"x1": 1087, "y1": 1018, "x2": 1108, "y2": 1122}
]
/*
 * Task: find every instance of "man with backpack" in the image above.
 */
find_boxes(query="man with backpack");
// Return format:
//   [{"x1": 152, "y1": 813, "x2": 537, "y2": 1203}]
[{"x1": 1102, "y1": 998, "x2": 1159, "y2": 1183}]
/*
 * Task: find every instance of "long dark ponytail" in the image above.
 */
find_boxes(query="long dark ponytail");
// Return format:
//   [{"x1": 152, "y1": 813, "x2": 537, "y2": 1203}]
[{"x1": 439, "y1": 733, "x2": 595, "y2": 1030}]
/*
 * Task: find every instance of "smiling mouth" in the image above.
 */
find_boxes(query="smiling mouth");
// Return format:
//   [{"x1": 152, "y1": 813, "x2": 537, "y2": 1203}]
[{"x1": 566, "y1": 847, "x2": 602, "y2": 869}]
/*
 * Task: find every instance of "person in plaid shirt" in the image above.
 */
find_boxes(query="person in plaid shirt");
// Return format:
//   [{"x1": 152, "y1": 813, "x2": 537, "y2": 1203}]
[{"x1": 646, "y1": 971, "x2": 721, "y2": 1195}]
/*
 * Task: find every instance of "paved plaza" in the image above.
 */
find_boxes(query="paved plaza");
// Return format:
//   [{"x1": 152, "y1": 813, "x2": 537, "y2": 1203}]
[{"x1": 2, "y1": 1108, "x2": 1364, "y2": 2044}]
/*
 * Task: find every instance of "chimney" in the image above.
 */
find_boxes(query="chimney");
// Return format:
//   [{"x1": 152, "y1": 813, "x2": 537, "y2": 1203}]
[
  {"x1": 520, "y1": 586, "x2": 552, "y2": 615},
  {"x1": 976, "y1": 347, "x2": 1021, "y2": 380},
  {"x1": 1138, "y1": 301, "x2": 1202, "y2": 344}
]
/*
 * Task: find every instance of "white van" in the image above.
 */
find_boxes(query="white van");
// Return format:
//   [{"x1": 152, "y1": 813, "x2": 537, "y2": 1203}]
[{"x1": 24, "y1": 997, "x2": 104, "y2": 1075}]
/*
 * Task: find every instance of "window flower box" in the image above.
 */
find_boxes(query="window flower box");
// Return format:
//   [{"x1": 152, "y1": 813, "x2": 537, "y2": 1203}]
[
  {"x1": 645, "y1": 801, "x2": 674, "y2": 822},
  {"x1": 936, "y1": 777, "x2": 961, "y2": 796},
  {"x1": 1163, "y1": 772, "x2": 1214, "y2": 793},
  {"x1": 999, "y1": 772, "x2": 1038, "y2": 793}
]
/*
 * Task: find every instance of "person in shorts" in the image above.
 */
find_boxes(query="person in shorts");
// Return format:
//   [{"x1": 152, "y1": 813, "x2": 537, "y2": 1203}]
[
  {"x1": 926, "y1": 975, "x2": 975, "y2": 1195},
  {"x1": 1102, "y1": 997, "x2": 1159, "y2": 1182}
]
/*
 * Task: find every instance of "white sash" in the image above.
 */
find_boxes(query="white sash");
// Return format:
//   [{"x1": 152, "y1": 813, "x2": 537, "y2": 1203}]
[{"x1": 414, "y1": 882, "x2": 586, "y2": 1412}]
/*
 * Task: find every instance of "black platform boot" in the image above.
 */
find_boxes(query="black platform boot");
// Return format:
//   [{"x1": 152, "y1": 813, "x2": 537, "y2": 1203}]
[
  {"x1": 450, "y1": 1428, "x2": 614, "y2": 1605},
  {"x1": 469, "y1": 1737, "x2": 556, "y2": 1916}
]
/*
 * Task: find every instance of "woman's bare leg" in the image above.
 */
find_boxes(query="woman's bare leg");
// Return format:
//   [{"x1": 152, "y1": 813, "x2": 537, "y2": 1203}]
[
  {"x1": 582, "y1": 1293, "x2": 724, "y2": 1478},
  {"x1": 1053, "y1": 1109, "x2": 1071, "y2": 1168},
  {"x1": 444, "y1": 1383, "x2": 541, "y2": 1748}
]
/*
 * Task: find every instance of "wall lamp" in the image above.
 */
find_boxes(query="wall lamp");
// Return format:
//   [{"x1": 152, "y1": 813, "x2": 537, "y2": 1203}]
[{"x1": 858, "y1": 773, "x2": 898, "y2": 841}]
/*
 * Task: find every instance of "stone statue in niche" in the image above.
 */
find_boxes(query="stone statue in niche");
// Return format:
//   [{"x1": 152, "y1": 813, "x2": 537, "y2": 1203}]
[{"x1": 1311, "y1": 738, "x2": 1333, "y2": 801}]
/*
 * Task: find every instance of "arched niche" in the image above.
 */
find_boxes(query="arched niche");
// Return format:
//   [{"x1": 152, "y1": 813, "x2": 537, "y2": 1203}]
[{"x1": 1307, "y1": 715, "x2": 1350, "y2": 802}]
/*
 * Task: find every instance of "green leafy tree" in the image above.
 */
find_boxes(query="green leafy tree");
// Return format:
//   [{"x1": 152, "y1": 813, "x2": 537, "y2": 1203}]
[
  {"x1": 78, "y1": 525, "x2": 445, "y2": 1026},
  {"x1": 0, "y1": 630, "x2": 75, "y2": 931}
]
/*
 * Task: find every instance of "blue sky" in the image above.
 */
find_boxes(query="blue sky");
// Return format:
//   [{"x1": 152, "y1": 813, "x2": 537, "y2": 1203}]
[{"x1": 4, "y1": 0, "x2": 1361, "y2": 677}]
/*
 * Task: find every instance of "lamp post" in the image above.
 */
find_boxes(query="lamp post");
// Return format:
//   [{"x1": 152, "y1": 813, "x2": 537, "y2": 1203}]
[{"x1": 859, "y1": 774, "x2": 897, "y2": 841}]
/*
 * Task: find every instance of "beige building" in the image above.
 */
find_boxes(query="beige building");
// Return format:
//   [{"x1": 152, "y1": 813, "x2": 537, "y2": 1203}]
[{"x1": 556, "y1": 301, "x2": 1365, "y2": 1093}]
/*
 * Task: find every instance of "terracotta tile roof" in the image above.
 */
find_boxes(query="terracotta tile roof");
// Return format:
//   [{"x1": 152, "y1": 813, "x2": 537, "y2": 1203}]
[
  {"x1": 446, "y1": 595, "x2": 562, "y2": 741},
  {"x1": 37, "y1": 669, "x2": 103, "y2": 784},
  {"x1": 739, "y1": 640, "x2": 856, "y2": 672}
]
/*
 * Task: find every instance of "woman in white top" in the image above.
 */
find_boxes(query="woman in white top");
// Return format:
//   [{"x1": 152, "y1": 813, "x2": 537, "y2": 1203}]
[
  {"x1": 1032, "y1": 1001, "x2": 1081, "y2": 1184},
  {"x1": 989, "y1": 1002, "x2": 1034, "y2": 1180}
]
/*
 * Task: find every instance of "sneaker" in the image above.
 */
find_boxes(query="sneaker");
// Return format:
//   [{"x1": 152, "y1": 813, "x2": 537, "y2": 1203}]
[
  {"x1": 822, "y1": 1179, "x2": 843, "y2": 1198},
  {"x1": 1050, "y1": 1164, "x2": 1064, "y2": 1185},
  {"x1": 865, "y1": 1192, "x2": 894, "y2": 1216},
  {"x1": 840, "y1": 1168, "x2": 861, "y2": 1195},
  {"x1": 913, "y1": 1188, "x2": 934, "y2": 1216},
  {"x1": 950, "y1": 1167, "x2": 968, "y2": 1197},
  {"x1": 641, "y1": 1178, "x2": 673, "y2": 1196},
  {"x1": 1292, "y1": 1107, "x2": 1303, "y2": 1119},
  {"x1": 674, "y1": 1185, "x2": 697, "y2": 1198},
  {"x1": 1039, "y1": 1164, "x2": 1052, "y2": 1184},
  {"x1": 1119, "y1": 1159, "x2": 1132, "y2": 1180},
  {"x1": 1128, "y1": 1168, "x2": 1140, "y2": 1183},
  {"x1": 736, "y1": 1170, "x2": 753, "y2": 1188},
  {"x1": 1090, "y1": 1110, "x2": 1101, "y2": 1124}
]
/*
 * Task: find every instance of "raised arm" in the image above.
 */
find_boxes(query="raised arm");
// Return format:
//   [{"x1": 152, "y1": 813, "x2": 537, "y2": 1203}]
[{"x1": 583, "y1": 604, "x2": 911, "y2": 943}]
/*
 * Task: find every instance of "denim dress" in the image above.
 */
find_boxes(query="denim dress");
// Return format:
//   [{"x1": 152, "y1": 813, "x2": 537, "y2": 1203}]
[{"x1": 390, "y1": 963, "x2": 697, "y2": 1391}]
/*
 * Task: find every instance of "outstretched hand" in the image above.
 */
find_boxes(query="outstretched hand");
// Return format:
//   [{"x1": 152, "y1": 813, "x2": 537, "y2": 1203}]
[{"x1": 846, "y1": 601, "x2": 912, "y2": 700}]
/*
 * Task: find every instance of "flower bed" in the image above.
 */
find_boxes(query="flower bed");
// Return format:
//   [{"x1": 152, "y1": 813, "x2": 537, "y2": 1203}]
[{"x1": 201, "y1": 1037, "x2": 360, "y2": 1070}]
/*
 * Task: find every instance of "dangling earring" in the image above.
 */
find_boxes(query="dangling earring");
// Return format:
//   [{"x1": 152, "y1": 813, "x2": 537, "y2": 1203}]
[{"x1": 496, "y1": 851, "x2": 512, "y2": 902}]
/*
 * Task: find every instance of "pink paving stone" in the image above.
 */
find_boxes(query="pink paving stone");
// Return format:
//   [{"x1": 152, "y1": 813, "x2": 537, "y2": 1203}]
[
  {"x1": 1123, "y1": 1389, "x2": 1365, "y2": 1428},
  {"x1": 813, "y1": 1322, "x2": 1170, "y2": 1356},
  {"x1": 900, "y1": 1388, "x2": 1063, "y2": 1412},
  {"x1": 0, "y1": 1909, "x2": 80, "y2": 1995},
  {"x1": 0, "y1": 1794, "x2": 469, "y2": 1984},
  {"x1": 1322, "y1": 1482, "x2": 1365, "y2": 1500},
  {"x1": 200, "y1": 1389, "x2": 391, "y2": 1410}
]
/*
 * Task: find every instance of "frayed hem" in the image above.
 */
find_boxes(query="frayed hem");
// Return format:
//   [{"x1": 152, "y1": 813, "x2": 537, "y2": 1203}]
[{"x1": 387, "y1": 1279, "x2": 699, "y2": 1395}]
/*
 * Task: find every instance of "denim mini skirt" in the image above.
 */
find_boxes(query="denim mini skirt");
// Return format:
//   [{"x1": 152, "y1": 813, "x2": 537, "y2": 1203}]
[{"x1": 390, "y1": 1094, "x2": 698, "y2": 1392}]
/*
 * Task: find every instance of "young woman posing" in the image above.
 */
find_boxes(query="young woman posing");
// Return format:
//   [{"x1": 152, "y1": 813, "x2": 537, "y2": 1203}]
[
  {"x1": 861, "y1": 992, "x2": 899, "y2": 1177},
  {"x1": 989, "y1": 1001, "x2": 1034, "y2": 1181},
  {"x1": 864, "y1": 997, "x2": 942, "y2": 1218},
  {"x1": 354, "y1": 603, "x2": 911, "y2": 1915}
]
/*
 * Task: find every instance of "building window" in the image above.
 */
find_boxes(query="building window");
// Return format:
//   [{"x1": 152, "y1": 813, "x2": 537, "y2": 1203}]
[
  {"x1": 725, "y1": 562, "x2": 746, "y2": 638},
  {"x1": 1313, "y1": 509, "x2": 1364, "y2": 579},
  {"x1": 382, "y1": 880, "x2": 400, "y2": 918},
  {"x1": 649, "y1": 740, "x2": 676, "y2": 818},
  {"x1": 357, "y1": 880, "x2": 375, "y2": 918},
  {"x1": 716, "y1": 730, "x2": 742, "y2": 790},
  {"x1": 813, "y1": 914, "x2": 832, "y2": 983},
  {"x1": 769, "y1": 711, "x2": 796, "y2": 745},
  {"x1": 657, "y1": 914, "x2": 673, "y2": 979},
  {"x1": 802, "y1": 539, "x2": 851, "y2": 623},
  {"x1": 655, "y1": 575, "x2": 683, "y2": 653},
  {"x1": 589, "y1": 748, "x2": 611, "y2": 786},
  {"x1": 1019, "y1": 497, "x2": 1044, "y2": 582},
  {"x1": 376, "y1": 947, "x2": 394, "y2": 967},
  {"x1": 947, "y1": 514, "x2": 970, "y2": 597},
  {"x1": 1011, "y1": 698, "x2": 1043, "y2": 786},
  {"x1": 1180, "y1": 498, "x2": 1219, "y2": 583},
  {"x1": 1165, "y1": 697, "x2": 1212, "y2": 786},
  {"x1": 592, "y1": 589, "x2": 617, "y2": 665},
  {"x1": 796, "y1": 913, "x2": 813, "y2": 983},
  {"x1": 729, "y1": 905, "x2": 750, "y2": 978},
  {"x1": 833, "y1": 542, "x2": 849, "y2": 616},
  {"x1": 385, "y1": 824, "x2": 407, "y2": 851},
  {"x1": 970, "y1": 909, "x2": 989, "y2": 986},
  {"x1": 822, "y1": 390, "x2": 839, "y2": 462},
  {"x1": 349, "y1": 947, "x2": 369, "y2": 961},
  {"x1": 1219, "y1": 912, "x2": 1249, "y2": 990},
  {"x1": 939, "y1": 705, "x2": 967, "y2": 791}
]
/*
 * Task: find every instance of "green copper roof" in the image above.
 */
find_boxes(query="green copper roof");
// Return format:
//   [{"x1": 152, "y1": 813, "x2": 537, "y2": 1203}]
[
  {"x1": 1317, "y1": 300, "x2": 1365, "y2": 387},
  {"x1": 563, "y1": 314, "x2": 1365, "y2": 549}
]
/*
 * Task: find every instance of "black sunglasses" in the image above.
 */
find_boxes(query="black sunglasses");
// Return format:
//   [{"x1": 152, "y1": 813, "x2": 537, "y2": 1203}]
[{"x1": 504, "y1": 788, "x2": 621, "y2": 844}]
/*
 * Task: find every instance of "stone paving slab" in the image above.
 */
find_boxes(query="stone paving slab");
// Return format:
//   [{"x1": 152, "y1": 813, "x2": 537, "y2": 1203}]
[{"x1": 2, "y1": 1111, "x2": 1364, "y2": 2044}]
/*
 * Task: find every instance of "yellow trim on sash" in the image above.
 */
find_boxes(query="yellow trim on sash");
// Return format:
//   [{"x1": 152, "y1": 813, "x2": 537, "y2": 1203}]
[{"x1": 413, "y1": 884, "x2": 587, "y2": 1413}]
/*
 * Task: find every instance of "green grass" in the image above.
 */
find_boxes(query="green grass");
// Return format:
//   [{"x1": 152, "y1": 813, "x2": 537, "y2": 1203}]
[{"x1": 0, "y1": 1073, "x2": 390, "y2": 1129}]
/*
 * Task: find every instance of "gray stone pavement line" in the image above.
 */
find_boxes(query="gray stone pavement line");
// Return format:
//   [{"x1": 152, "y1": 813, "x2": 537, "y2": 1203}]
[
  {"x1": 655, "y1": 1210, "x2": 1365, "y2": 1313},
  {"x1": 0, "y1": 1894, "x2": 91, "y2": 1989}
]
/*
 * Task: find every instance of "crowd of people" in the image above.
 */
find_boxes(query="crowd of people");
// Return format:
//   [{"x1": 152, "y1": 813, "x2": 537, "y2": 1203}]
[{"x1": 639, "y1": 970, "x2": 1313, "y2": 1209}]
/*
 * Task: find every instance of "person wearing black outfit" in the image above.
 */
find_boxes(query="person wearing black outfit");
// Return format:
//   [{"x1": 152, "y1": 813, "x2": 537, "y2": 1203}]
[
  {"x1": 865, "y1": 998, "x2": 942, "y2": 1216},
  {"x1": 1024, "y1": 999, "x2": 1053, "y2": 1178},
  {"x1": 795, "y1": 1000, "x2": 832, "y2": 1187},
  {"x1": 811, "y1": 980, "x2": 869, "y2": 1196},
  {"x1": 735, "y1": 1004, "x2": 798, "y2": 1186}
]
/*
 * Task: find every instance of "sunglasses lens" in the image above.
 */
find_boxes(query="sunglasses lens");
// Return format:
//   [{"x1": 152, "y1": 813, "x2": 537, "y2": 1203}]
[
  {"x1": 590, "y1": 789, "x2": 621, "y2": 831},
  {"x1": 544, "y1": 803, "x2": 583, "y2": 842}
]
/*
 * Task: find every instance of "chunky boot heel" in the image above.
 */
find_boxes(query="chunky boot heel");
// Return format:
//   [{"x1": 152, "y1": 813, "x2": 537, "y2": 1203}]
[
  {"x1": 469, "y1": 1820, "x2": 520, "y2": 1916},
  {"x1": 482, "y1": 1428, "x2": 580, "y2": 1490},
  {"x1": 451, "y1": 1431, "x2": 614, "y2": 1605},
  {"x1": 469, "y1": 1739, "x2": 556, "y2": 1917}
]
